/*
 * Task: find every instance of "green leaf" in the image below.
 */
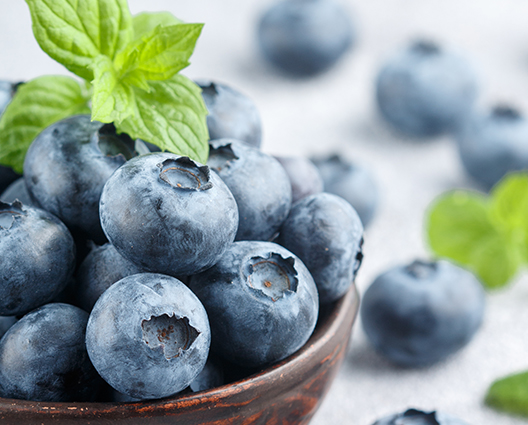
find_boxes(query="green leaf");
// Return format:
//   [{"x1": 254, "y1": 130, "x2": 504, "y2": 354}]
[
  {"x1": 116, "y1": 74, "x2": 209, "y2": 164},
  {"x1": 90, "y1": 55, "x2": 135, "y2": 124},
  {"x1": 132, "y1": 11, "x2": 183, "y2": 39},
  {"x1": 115, "y1": 23, "x2": 204, "y2": 84},
  {"x1": 25, "y1": 0, "x2": 133, "y2": 81},
  {"x1": 489, "y1": 172, "x2": 528, "y2": 261},
  {"x1": 0, "y1": 76, "x2": 90, "y2": 173},
  {"x1": 426, "y1": 190, "x2": 522, "y2": 288},
  {"x1": 486, "y1": 370, "x2": 528, "y2": 417}
]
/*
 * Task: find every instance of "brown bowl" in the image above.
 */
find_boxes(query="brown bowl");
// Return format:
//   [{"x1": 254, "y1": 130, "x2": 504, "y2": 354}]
[{"x1": 0, "y1": 285, "x2": 359, "y2": 425}]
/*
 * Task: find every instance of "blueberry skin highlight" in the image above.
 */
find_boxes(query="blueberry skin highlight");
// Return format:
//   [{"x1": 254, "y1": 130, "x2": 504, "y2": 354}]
[
  {"x1": 23, "y1": 115, "x2": 137, "y2": 243},
  {"x1": 275, "y1": 155, "x2": 324, "y2": 204},
  {"x1": 456, "y1": 105, "x2": 528, "y2": 190},
  {"x1": 311, "y1": 154, "x2": 378, "y2": 227},
  {"x1": 361, "y1": 260, "x2": 485, "y2": 367},
  {"x1": 100, "y1": 153, "x2": 239, "y2": 276},
  {"x1": 188, "y1": 241, "x2": 319, "y2": 368},
  {"x1": 376, "y1": 40, "x2": 478, "y2": 137},
  {"x1": 258, "y1": 0, "x2": 354, "y2": 77},
  {"x1": 0, "y1": 201, "x2": 76, "y2": 316},
  {"x1": 373, "y1": 408, "x2": 469, "y2": 425},
  {"x1": 277, "y1": 193, "x2": 364, "y2": 304},
  {"x1": 86, "y1": 273, "x2": 211, "y2": 400},
  {"x1": 0, "y1": 303, "x2": 102, "y2": 402},
  {"x1": 197, "y1": 80, "x2": 262, "y2": 148},
  {"x1": 75, "y1": 243, "x2": 144, "y2": 312},
  {"x1": 208, "y1": 139, "x2": 292, "y2": 241}
]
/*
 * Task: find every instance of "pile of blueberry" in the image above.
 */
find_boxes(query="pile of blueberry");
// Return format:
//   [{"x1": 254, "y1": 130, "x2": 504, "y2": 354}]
[{"x1": 0, "y1": 79, "x2": 364, "y2": 402}]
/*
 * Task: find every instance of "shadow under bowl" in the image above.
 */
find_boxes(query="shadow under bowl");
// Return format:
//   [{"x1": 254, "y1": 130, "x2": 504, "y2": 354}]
[{"x1": 0, "y1": 285, "x2": 360, "y2": 425}]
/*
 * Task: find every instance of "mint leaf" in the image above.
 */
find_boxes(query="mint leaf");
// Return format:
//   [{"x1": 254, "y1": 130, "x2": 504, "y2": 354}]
[
  {"x1": 426, "y1": 190, "x2": 522, "y2": 288},
  {"x1": 486, "y1": 370, "x2": 528, "y2": 417},
  {"x1": 25, "y1": 0, "x2": 132, "y2": 81},
  {"x1": 90, "y1": 55, "x2": 135, "y2": 123},
  {"x1": 132, "y1": 12, "x2": 183, "y2": 39},
  {"x1": 116, "y1": 74, "x2": 209, "y2": 164},
  {"x1": 490, "y1": 173, "x2": 528, "y2": 261},
  {"x1": 427, "y1": 190, "x2": 492, "y2": 265},
  {"x1": 115, "y1": 23, "x2": 204, "y2": 83},
  {"x1": 0, "y1": 76, "x2": 90, "y2": 173}
]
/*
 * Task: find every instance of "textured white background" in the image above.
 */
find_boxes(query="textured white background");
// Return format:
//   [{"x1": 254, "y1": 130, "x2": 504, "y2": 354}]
[{"x1": 1, "y1": 1, "x2": 528, "y2": 424}]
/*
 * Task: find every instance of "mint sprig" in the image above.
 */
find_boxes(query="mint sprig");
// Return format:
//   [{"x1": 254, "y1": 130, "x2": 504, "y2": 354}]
[
  {"x1": 0, "y1": 1, "x2": 209, "y2": 172},
  {"x1": 426, "y1": 172, "x2": 528, "y2": 289},
  {"x1": 485, "y1": 370, "x2": 528, "y2": 417}
]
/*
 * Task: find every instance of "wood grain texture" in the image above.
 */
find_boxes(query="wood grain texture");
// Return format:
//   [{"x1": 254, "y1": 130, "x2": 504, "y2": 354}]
[{"x1": 0, "y1": 285, "x2": 359, "y2": 425}]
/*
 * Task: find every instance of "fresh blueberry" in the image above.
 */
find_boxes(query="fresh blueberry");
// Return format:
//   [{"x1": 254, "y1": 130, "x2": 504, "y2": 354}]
[
  {"x1": 0, "y1": 316, "x2": 16, "y2": 339},
  {"x1": 373, "y1": 408, "x2": 469, "y2": 425},
  {"x1": 277, "y1": 192, "x2": 364, "y2": 304},
  {"x1": 376, "y1": 40, "x2": 478, "y2": 137},
  {"x1": 257, "y1": 0, "x2": 355, "y2": 77},
  {"x1": 274, "y1": 155, "x2": 324, "y2": 204},
  {"x1": 100, "y1": 153, "x2": 239, "y2": 276},
  {"x1": 0, "y1": 177, "x2": 36, "y2": 206},
  {"x1": 0, "y1": 81, "x2": 22, "y2": 193},
  {"x1": 311, "y1": 153, "x2": 378, "y2": 227},
  {"x1": 361, "y1": 260, "x2": 485, "y2": 367},
  {"x1": 375, "y1": 408, "x2": 469, "y2": 425},
  {"x1": 0, "y1": 166, "x2": 18, "y2": 194},
  {"x1": 0, "y1": 201, "x2": 76, "y2": 316},
  {"x1": 23, "y1": 115, "x2": 137, "y2": 244},
  {"x1": 208, "y1": 139, "x2": 292, "y2": 241},
  {"x1": 75, "y1": 243, "x2": 144, "y2": 312},
  {"x1": 188, "y1": 355, "x2": 224, "y2": 393},
  {"x1": 0, "y1": 303, "x2": 102, "y2": 402},
  {"x1": 86, "y1": 273, "x2": 211, "y2": 400},
  {"x1": 456, "y1": 105, "x2": 528, "y2": 190},
  {"x1": 188, "y1": 241, "x2": 319, "y2": 368},
  {"x1": 197, "y1": 80, "x2": 262, "y2": 148}
]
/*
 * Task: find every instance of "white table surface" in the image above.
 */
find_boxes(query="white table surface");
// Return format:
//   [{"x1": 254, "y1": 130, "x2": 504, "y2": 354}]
[{"x1": 1, "y1": 1, "x2": 528, "y2": 424}]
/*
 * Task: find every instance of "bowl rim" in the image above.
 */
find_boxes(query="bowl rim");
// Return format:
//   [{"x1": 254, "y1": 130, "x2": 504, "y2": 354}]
[{"x1": 0, "y1": 284, "x2": 359, "y2": 418}]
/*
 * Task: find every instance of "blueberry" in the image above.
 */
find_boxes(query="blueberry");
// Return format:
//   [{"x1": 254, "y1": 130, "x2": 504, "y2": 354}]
[
  {"x1": 257, "y1": 0, "x2": 355, "y2": 77},
  {"x1": 0, "y1": 303, "x2": 102, "y2": 402},
  {"x1": 376, "y1": 40, "x2": 478, "y2": 137},
  {"x1": 23, "y1": 115, "x2": 137, "y2": 243},
  {"x1": 361, "y1": 260, "x2": 485, "y2": 367},
  {"x1": 0, "y1": 177, "x2": 36, "y2": 206},
  {"x1": 274, "y1": 155, "x2": 324, "y2": 204},
  {"x1": 188, "y1": 241, "x2": 319, "y2": 368},
  {"x1": 0, "y1": 201, "x2": 76, "y2": 316},
  {"x1": 277, "y1": 192, "x2": 364, "y2": 304},
  {"x1": 0, "y1": 166, "x2": 18, "y2": 194},
  {"x1": 0, "y1": 316, "x2": 16, "y2": 339},
  {"x1": 208, "y1": 139, "x2": 292, "y2": 241},
  {"x1": 86, "y1": 273, "x2": 211, "y2": 400},
  {"x1": 100, "y1": 153, "x2": 239, "y2": 276},
  {"x1": 75, "y1": 243, "x2": 144, "y2": 312},
  {"x1": 311, "y1": 153, "x2": 378, "y2": 227},
  {"x1": 373, "y1": 408, "x2": 469, "y2": 425},
  {"x1": 197, "y1": 80, "x2": 262, "y2": 148},
  {"x1": 456, "y1": 105, "x2": 528, "y2": 190}
]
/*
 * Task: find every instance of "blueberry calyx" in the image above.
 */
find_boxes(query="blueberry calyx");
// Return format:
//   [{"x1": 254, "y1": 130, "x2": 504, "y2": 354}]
[
  {"x1": 157, "y1": 157, "x2": 213, "y2": 191},
  {"x1": 141, "y1": 314, "x2": 201, "y2": 360},
  {"x1": 405, "y1": 260, "x2": 437, "y2": 280},
  {"x1": 245, "y1": 253, "x2": 298, "y2": 301},
  {"x1": 93, "y1": 123, "x2": 136, "y2": 161},
  {"x1": 411, "y1": 40, "x2": 441, "y2": 56},
  {"x1": 401, "y1": 409, "x2": 440, "y2": 424},
  {"x1": 491, "y1": 105, "x2": 522, "y2": 120},
  {"x1": 0, "y1": 201, "x2": 25, "y2": 230},
  {"x1": 208, "y1": 142, "x2": 239, "y2": 172},
  {"x1": 199, "y1": 82, "x2": 219, "y2": 102}
]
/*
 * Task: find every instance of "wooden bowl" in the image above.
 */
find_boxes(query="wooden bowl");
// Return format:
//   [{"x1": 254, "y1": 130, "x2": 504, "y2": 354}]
[{"x1": 0, "y1": 285, "x2": 359, "y2": 424}]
